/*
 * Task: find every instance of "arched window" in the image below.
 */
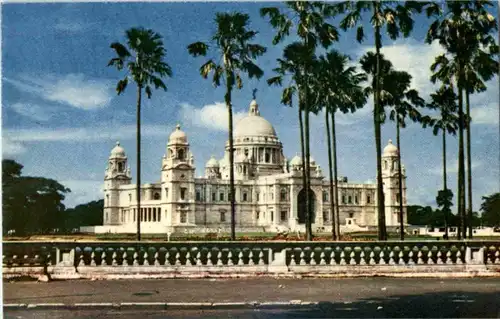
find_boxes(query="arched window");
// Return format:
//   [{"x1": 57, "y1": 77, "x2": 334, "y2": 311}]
[
  {"x1": 106, "y1": 194, "x2": 109, "y2": 206},
  {"x1": 280, "y1": 189, "x2": 287, "y2": 201},
  {"x1": 118, "y1": 162, "x2": 124, "y2": 171},
  {"x1": 323, "y1": 191, "x2": 328, "y2": 202},
  {"x1": 384, "y1": 161, "x2": 388, "y2": 170},
  {"x1": 153, "y1": 192, "x2": 160, "y2": 200},
  {"x1": 178, "y1": 149, "x2": 184, "y2": 160}
]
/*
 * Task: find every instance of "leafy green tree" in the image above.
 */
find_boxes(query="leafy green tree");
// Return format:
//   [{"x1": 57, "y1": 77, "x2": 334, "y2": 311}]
[
  {"x1": 261, "y1": 1, "x2": 339, "y2": 240},
  {"x1": 316, "y1": 50, "x2": 367, "y2": 240},
  {"x1": 187, "y1": 12, "x2": 266, "y2": 241},
  {"x1": 426, "y1": 86, "x2": 459, "y2": 238},
  {"x1": 64, "y1": 199, "x2": 104, "y2": 231},
  {"x1": 2, "y1": 159, "x2": 71, "y2": 236},
  {"x1": 108, "y1": 27, "x2": 172, "y2": 241},
  {"x1": 426, "y1": 0, "x2": 498, "y2": 239},
  {"x1": 336, "y1": 0, "x2": 430, "y2": 240},
  {"x1": 480, "y1": 193, "x2": 500, "y2": 226}
]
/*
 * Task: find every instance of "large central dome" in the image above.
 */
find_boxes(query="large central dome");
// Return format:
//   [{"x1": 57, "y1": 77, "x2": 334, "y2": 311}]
[{"x1": 234, "y1": 100, "x2": 277, "y2": 138}]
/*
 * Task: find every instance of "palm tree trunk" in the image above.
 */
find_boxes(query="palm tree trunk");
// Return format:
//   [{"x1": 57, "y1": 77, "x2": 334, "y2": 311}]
[
  {"x1": 396, "y1": 117, "x2": 404, "y2": 241},
  {"x1": 331, "y1": 110, "x2": 341, "y2": 238},
  {"x1": 457, "y1": 85, "x2": 466, "y2": 240},
  {"x1": 442, "y1": 128, "x2": 449, "y2": 240},
  {"x1": 304, "y1": 91, "x2": 313, "y2": 241},
  {"x1": 298, "y1": 95, "x2": 308, "y2": 239},
  {"x1": 374, "y1": 1, "x2": 387, "y2": 241},
  {"x1": 225, "y1": 83, "x2": 236, "y2": 241},
  {"x1": 465, "y1": 87, "x2": 473, "y2": 239},
  {"x1": 325, "y1": 108, "x2": 337, "y2": 240},
  {"x1": 136, "y1": 85, "x2": 142, "y2": 241}
]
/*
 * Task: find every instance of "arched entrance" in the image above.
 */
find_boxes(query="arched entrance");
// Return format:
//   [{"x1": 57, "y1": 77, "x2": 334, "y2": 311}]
[{"x1": 297, "y1": 188, "x2": 316, "y2": 224}]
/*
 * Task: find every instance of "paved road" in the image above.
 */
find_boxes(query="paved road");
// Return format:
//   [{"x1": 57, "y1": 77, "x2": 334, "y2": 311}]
[{"x1": 4, "y1": 278, "x2": 500, "y2": 318}]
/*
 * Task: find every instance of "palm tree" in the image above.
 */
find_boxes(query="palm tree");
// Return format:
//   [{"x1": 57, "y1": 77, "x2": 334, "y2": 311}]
[
  {"x1": 382, "y1": 70, "x2": 425, "y2": 240},
  {"x1": 261, "y1": 1, "x2": 339, "y2": 240},
  {"x1": 187, "y1": 12, "x2": 266, "y2": 241},
  {"x1": 268, "y1": 42, "x2": 319, "y2": 240},
  {"x1": 427, "y1": 86, "x2": 459, "y2": 239},
  {"x1": 316, "y1": 50, "x2": 367, "y2": 240},
  {"x1": 108, "y1": 27, "x2": 172, "y2": 241},
  {"x1": 426, "y1": 0, "x2": 498, "y2": 238},
  {"x1": 336, "y1": 1, "x2": 430, "y2": 240}
]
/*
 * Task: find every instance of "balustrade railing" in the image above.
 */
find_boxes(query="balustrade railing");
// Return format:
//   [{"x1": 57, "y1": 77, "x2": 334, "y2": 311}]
[{"x1": 3, "y1": 240, "x2": 500, "y2": 278}]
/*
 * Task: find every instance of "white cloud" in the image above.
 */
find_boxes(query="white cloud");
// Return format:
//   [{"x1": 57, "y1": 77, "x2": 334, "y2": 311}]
[
  {"x1": 179, "y1": 102, "x2": 247, "y2": 131},
  {"x1": 3, "y1": 124, "x2": 171, "y2": 143},
  {"x1": 4, "y1": 74, "x2": 113, "y2": 110},
  {"x1": 470, "y1": 103, "x2": 499, "y2": 125},
  {"x1": 2, "y1": 139, "x2": 27, "y2": 157},
  {"x1": 9, "y1": 102, "x2": 53, "y2": 122},
  {"x1": 61, "y1": 180, "x2": 104, "y2": 208},
  {"x1": 429, "y1": 160, "x2": 482, "y2": 175},
  {"x1": 378, "y1": 40, "x2": 445, "y2": 97}
]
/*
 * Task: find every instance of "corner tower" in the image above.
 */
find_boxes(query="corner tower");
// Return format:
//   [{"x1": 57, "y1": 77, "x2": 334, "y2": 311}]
[
  {"x1": 104, "y1": 141, "x2": 131, "y2": 225},
  {"x1": 382, "y1": 139, "x2": 407, "y2": 227},
  {"x1": 161, "y1": 124, "x2": 196, "y2": 227}
]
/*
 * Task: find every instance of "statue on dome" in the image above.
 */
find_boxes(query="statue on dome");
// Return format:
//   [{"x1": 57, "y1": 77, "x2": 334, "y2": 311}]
[{"x1": 252, "y1": 88, "x2": 257, "y2": 100}]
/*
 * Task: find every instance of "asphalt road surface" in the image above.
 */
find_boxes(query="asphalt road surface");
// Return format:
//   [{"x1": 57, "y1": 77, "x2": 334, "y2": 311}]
[{"x1": 4, "y1": 277, "x2": 500, "y2": 318}]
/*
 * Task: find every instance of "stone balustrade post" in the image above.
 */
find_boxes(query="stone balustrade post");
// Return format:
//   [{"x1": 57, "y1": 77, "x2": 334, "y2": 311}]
[
  {"x1": 268, "y1": 247, "x2": 288, "y2": 273},
  {"x1": 465, "y1": 246, "x2": 485, "y2": 265},
  {"x1": 465, "y1": 245, "x2": 487, "y2": 273}
]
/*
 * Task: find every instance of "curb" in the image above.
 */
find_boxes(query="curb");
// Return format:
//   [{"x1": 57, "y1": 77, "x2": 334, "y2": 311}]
[{"x1": 4, "y1": 301, "x2": 319, "y2": 310}]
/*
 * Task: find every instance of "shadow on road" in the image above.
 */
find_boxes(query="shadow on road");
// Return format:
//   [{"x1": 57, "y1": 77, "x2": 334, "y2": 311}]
[{"x1": 4, "y1": 291, "x2": 500, "y2": 318}]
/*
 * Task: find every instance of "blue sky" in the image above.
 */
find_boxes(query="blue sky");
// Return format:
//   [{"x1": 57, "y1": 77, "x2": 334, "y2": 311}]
[{"x1": 2, "y1": 2, "x2": 499, "y2": 212}]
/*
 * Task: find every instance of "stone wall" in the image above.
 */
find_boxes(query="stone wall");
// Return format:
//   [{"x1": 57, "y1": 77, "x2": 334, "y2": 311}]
[{"x1": 3, "y1": 240, "x2": 500, "y2": 279}]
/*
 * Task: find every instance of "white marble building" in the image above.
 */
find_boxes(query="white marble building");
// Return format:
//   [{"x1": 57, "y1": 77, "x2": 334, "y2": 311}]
[{"x1": 96, "y1": 98, "x2": 407, "y2": 234}]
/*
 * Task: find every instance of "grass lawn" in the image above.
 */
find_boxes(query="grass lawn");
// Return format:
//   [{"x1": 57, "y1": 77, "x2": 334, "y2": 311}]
[{"x1": 3, "y1": 232, "x2": 497, "y2": 242}]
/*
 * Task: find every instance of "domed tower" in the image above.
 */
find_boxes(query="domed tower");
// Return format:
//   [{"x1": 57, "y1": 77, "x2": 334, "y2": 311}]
[
  {"x1": 382, "y1": 139, "x2": 407, "y2": 226},
  {"x1": 226, "y1": 97, "x2": 285, "y2": 178},
  {"x1": 289, "y1": 154, "x2": 303, "y2": 173},
  {"x1": 104, "y1": 141, "x2": 131, "y2": 225},
  {"x1": 205, "y1": 155, "x2": 220, "y2": 179},
  {"x1": 161, "y1": 124, "x2": 196, "y2": 227}
]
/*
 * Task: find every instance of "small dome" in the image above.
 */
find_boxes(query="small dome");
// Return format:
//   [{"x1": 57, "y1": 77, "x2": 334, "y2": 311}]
[
  {"x1": 206, "y1": 155, "x2": 219, "y2": 168},
  {"x1": 290, "y1": 154, "x2": 302, "y2": 166},
  {"x1": 110, "y1": 141, "x2": 126, "y2": 157},
  {"x1": 309, "y1": 156, "x2": 316, "y2": 165},
  {"x1": 169, "y1": 124, "x2": 187, "y2": 143},
  {"x1": 383, "y1": 139, "x2": 398, "y2": 156}
]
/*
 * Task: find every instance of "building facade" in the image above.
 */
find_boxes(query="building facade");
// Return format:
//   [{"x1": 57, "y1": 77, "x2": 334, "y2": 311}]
[{"x1": 101, "y1": 98, "x2": 407, "y2": 234}]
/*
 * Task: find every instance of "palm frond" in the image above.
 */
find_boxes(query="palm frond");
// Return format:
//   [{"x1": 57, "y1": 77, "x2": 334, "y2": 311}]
[{"x1": 187, "y1": 42, "x2": 209, "y2": 57}]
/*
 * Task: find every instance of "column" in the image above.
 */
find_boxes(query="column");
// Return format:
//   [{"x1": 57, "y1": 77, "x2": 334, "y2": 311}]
[{"x1": 289, "y1": 184, "x2": 297, "y2": 229}]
